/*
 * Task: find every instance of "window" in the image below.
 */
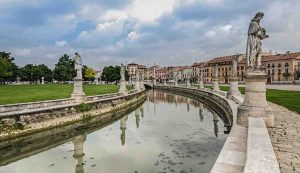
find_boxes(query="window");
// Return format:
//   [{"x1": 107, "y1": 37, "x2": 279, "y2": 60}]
[
  {"x1": 285, "y1": 62, "x2": 289, "y2": 67},
  {"x1": 237, "y1": 66, "x2": 239, "y2": 70},
  {"x1": 285, "y1": 69, "x2": 289, "y2": 73},
  {"x1": 267, "y1": 64, "x2": 270, "y2": 68},
  {"x1": 272, "y1": 64, "x2": 275, "y2": 68},
  {"x1": 278, "y1": 63, "x2": 281, "y2": 68},
  {"x1": 241, "y1": 66, "x2": 244, "y2": 70}
]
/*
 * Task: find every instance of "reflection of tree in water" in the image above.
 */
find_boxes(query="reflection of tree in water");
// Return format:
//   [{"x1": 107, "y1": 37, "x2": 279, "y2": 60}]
[
  {"x1": 120, "y1": 115, "x2": 128, "y2": 146},
  {"x1": 72, "y1": 134, "x2": 87, "y2": 173}
]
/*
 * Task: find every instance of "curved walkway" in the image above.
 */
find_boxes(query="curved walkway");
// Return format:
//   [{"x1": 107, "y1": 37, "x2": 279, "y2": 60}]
[{"x1": 269, "y1": 102, "x2": 300, "y2": 173}]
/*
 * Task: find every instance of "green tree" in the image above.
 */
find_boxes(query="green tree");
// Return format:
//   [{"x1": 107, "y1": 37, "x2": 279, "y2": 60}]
[
  {"x1": 83, "y1": 66, "x2": 96, "y2": 81},
  {"x1": 101, "y1": 66, "x2": 129, "y2": 83},
  {"x1": 0, "y1": 52, "x2": 18, "y2": 84},
  {"x1": 53, "y1": 54, "x2": 75, "y2": 82},
  {"x1": 19, "y1": 64, "x2": 52, "y2": 84}
]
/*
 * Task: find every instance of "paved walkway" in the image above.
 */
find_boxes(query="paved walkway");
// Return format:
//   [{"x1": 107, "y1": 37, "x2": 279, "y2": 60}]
[{"x1": 269, "y1": 102, "x2": 300, "y2": 173}]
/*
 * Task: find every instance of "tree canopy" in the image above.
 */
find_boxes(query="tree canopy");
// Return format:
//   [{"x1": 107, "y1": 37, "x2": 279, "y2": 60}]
[
  {"x1": 0, "y1": 52, "x2": 18, "y2": 84},
  {"x1": 101, "y1": 66, "x2": 129, "y2": 83},
  {"x1": 53, "y1": 54, "x2": 75, "y2": 82}
]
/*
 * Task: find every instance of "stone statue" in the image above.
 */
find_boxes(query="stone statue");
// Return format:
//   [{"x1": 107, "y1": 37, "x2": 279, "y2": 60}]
[
  {"x1": 136, "y1": 68, "x2": 140, "y2": 82},
  {"x1": 74, "y1": 52, "x2": 83, "y2": 79},
  {"x1": 214, "y1": 65, "x2": 218, "y2": 78},
  {"x1": 120, "y1": 64, "x2": 125, "y2": 80},
  {"x1": 232, "y1": 55, "x2": 238, "y2": 78},
  {"x1": 246, "y1": 12, "x2": 269, "y2": 70}
]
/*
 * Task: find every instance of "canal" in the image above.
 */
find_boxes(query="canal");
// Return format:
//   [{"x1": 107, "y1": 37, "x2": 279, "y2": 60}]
[{"x1": 0, "y1": 90, "x2": 228, "y2": 173}]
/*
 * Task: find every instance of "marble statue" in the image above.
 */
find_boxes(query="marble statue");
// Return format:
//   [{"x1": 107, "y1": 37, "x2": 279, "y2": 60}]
[
  {"x1": 246, "y1": 12, "x2": 269, "y2": 70},
  {"x1": 120, "y1": 64, "x2": 125, "y2": 80},
  {"x1": 232, "y1": 55, "x2": 238, "y2": 78},
  {"x1": 214, "y1": 65, "x2": 218, "y2": 78},
  {"x1": 74, "y1": 52, "x2": 83, "y2": 79}
]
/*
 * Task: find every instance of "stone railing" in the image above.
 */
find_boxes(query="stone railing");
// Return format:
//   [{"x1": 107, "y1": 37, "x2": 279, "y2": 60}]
[
  {"x1": 153, "y1": 85, "x2": 233, "y2": 127},
  {"x1": 0, "y1": 98, "x2": 75, "y2": 115},
  {"x1": 244, "y1": 117, "x2": 280, "y2": 173},
  {"x1": 0, "y1": 89, "x2": 142, "y2": 128}
]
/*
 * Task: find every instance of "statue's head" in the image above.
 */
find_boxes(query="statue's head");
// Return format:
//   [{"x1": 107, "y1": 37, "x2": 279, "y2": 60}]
[
  {"x1": 75, "y1": 52, "x2": 79, "y2": 56},
  {"x1": 253, "y1": 12, "x2": 264, "y2": 21}
]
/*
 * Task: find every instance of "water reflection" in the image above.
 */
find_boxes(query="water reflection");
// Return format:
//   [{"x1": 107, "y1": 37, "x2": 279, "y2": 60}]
[
  {"x1": 0, "y1": 89, "x2": 228, "y2": 173},
  {"x1": 120, "y1": 115, "x2": 128, "y2": 146},
  {"x1": 72, "y1": 135, "x2": 86, "y2": 173}
]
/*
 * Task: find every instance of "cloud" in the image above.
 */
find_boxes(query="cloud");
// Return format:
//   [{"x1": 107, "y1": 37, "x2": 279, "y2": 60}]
[{"x1": 0, "y1": 0, "x2": 300, "y2": 69}]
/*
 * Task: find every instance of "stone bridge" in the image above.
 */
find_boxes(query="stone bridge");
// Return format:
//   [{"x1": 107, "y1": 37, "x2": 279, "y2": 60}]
[{"x1": 145, "y1": 83, "x2": 280, "y2": 173}]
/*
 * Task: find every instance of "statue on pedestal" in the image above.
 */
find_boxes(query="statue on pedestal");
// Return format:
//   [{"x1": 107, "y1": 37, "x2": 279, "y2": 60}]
[
  {"x1": 121, "y1": 64, "x2": 125, "y2": 80},
  {"x1": 246, "y1": 12, "x2": 269, "y2": 71},
  {"x1": 232, "y1": 56, "x2": 238, "y2": 78},
  {"x1": 74, "y1": 52, "x2": 83, "y2": 79}
]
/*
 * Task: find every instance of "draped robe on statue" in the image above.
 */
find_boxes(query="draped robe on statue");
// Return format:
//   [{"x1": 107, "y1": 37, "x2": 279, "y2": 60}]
[{"x1": 246, "y1": 19, "x2": 262, "y2": 69}]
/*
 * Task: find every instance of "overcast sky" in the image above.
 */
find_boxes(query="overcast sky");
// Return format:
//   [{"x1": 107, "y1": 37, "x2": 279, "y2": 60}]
[{"x1": 0, "y1": 0, "x2": 299, "y2": 70}]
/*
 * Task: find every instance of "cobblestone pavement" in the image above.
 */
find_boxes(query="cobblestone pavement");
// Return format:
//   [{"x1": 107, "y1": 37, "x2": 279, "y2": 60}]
[{"x1": 269, "y1": 102, "x2": 300, "y2": 173}]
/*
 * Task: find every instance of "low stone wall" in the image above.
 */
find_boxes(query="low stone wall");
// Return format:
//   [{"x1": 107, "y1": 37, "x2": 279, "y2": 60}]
[
  {"x1": 153, "y1": 85, "x2": 233, "y2": 127},
  {"x1": 0, "y1": 90, "x2": 146, "y2": 140}
]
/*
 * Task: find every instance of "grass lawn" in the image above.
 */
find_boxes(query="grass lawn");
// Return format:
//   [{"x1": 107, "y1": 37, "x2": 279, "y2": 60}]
[
  {"x1": 205, "y1": 85, "x2": 300, "y2": 114},
  {"x1": 0, "y1": 84, "x2": 134, "y2": 105}
]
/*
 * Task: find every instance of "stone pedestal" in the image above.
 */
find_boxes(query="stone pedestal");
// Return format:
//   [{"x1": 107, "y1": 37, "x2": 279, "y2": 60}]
[
  {"x1": 227, "y1": 78, "x2": 241, "y2": 99},
  {"x1": 198, "y1": 81, "x2": 204, "y2": 89},
  {"x1": 212, "y1": 78, "x2": 220, "y2": 91},
  {"x1": 119, "y1": 79, "x2": 128, "y2": 95},
  {"x1": 71, "y1": 79, "x2": 86, "y2": 102},
  {"x1": 187, "y1": 79, "x2": 191, "y2": 88},
  {"x1": 135, "y1": 80, "x2": 140, "y2": 91},
  {"x1": 237, "y1": 71, "x2": 274, "y2": 127}
]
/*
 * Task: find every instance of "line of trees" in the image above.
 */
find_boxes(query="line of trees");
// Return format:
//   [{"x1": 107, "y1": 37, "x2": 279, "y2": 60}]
[
  {"x1": 101, "y1": 66, "x2": 129, "y2": 83},
  {"x1": 0, "y1": 52, "x2": 96, "y2": 84}
]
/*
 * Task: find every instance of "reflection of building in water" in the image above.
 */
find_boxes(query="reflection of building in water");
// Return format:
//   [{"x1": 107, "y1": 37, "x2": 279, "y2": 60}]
[
  {"x1": 199, "y1": 103, "x2": 204, "y2": 122},
  {"x1": 135, "y1": 109, "x2": 141, "y2": 128},
  {"x1": 72, "y1": 134, "x2": 87, "y2": 173},
  {"x1": 187, "y1": 98, "x2": 190, "y2": 112},
  {"x1": 120, "y1": 115, "x2": 128, "y2": 146},
  {"x1": 140, "y1": 106, "x2": 144, "y2": 118},
  {"x1": 212, "y1": 112, "x2": 219, "y2": 137},
  {"x1": 148, "y1": 90, "x2": 201, "y2": 108}
]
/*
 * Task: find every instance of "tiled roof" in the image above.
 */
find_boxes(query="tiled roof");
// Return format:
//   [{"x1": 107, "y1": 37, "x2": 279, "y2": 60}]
[
  {"x1": 262, "y1": 52, "x2": 300, "y2": 62},
  {"x1": 208, "y1": 55, "x2": 236, "y2": 64}
]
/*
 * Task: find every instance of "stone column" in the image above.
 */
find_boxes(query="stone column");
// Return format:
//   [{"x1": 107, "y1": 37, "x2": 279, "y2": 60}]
[
  {"x1": 72, "y1": 135, "x2": 86, "y2": 173},
  {"x1": 237, "y1": 12, "x2": 274, "y2": 128},
  {"x1": 153, "y1": 63, "x2": 157, "y2": 85},
  {"x1": 237, "y1": 71, "x2": 274, "y2": 127},
  {"x1": 227, "y1": 55, "x2": 241, "y2": 99},
  {"x1": 120, "y1": 115, "x2": 128, "y2": 146},
  {"x1": 212, "y1": 65, "x2": 220, "y2": 91},
  {"x1": 72, "y1": 53, "x2": 86, "y2": 102},
  {"x1": 198, "y1": 71, "x2": 204, "y2": 89},
  {"x1": 175, "y1": 75, "x2": 178, "y2": 87},
  {"x1": 119, "y1": 64, "x2": 128, "y2": 95}
]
